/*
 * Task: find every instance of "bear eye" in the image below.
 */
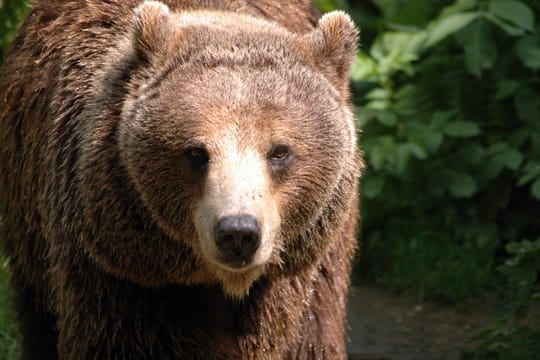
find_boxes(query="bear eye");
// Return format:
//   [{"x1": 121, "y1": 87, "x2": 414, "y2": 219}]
[
  {"x1": 184, "y1": 147, "x2": 209, "y2": 169},
  {"x1": 269, "y1": 145, "x2": 291, "y2": 164}
]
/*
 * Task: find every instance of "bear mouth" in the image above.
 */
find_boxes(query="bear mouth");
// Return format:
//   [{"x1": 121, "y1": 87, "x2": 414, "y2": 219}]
[
  {"x1": 209, "y1": 260, "x2": 266, "y2": 298},
  {"x1": 217, "y1": 257, "x2": 256, "y2": 271},
  {"x1": 213, "y1": 257, "x2": 262, "y2": 274}
]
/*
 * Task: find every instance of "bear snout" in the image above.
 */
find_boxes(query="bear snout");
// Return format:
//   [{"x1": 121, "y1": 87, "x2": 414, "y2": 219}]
[{"x1": 215, "y1": 215, "x2": 261, "y2": 267}]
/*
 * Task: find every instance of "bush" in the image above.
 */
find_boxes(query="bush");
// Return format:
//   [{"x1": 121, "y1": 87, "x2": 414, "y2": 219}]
[
  {"x1": 323, "y1": 0, "x2": 540, "y2": 356},
  {"x1": 464, "y1": 238, "x2": 540, "y2": 358},
  {"x1": 1, "y1": 3, "x2": 30, "y2": 359},
  {"x1": 0, "y1": 1, "x2": 29, "y2": 63},
  {"x1": 0, "y1": 257, "x2": 18, "y2": 360},
  {"x1": 335, "y1": 0, "x2": 540, "y2": 302}
]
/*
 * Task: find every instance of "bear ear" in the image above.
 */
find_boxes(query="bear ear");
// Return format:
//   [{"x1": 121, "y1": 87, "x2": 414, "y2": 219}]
[
  {"x1": 301, "y1": 11, "x2": 359, "y2": 96},
  {"x1": 131, "y1": 1, "x2": 175, "y2": 64}
]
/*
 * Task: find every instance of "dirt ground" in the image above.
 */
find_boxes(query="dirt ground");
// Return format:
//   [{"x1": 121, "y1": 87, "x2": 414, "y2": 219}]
[{"x1": 346, "y1": 286, "x2": 491, "y2": 360}]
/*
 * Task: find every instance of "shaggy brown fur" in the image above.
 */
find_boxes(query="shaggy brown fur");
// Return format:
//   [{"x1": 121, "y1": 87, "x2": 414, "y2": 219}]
[{"x1": 0, "y1": 1, "x2": 361, "y2": 359}]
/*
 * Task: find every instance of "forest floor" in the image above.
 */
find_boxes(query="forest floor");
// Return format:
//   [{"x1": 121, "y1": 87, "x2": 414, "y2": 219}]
[{"x1": 346, "y1": 286, "x2": 491, "y2": 360}]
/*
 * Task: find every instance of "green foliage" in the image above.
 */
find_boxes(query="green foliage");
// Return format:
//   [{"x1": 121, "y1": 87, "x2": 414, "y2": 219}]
[
  {"x1": 347, "y1": 0, "x2": 540, "y2": 302},
  {"x1": 0, "y1": 0, "x2": 29, "y2": 65},
  {"x1": 464, "y1": 238, "x2": 540, "y2": 359},
  {"x1": 340, "y1": 0, "x2": 540, "y2": 356},
  {"x1": 0, "y1": 2, "x2": 27, "y2": 358},
  {"x1": 0, "y1": 259, "x2": 19, "y2": 360}
]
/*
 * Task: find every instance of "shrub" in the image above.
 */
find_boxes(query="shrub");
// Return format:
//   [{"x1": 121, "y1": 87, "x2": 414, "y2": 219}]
[
  {"x1": 0, "y1": 0, "x2": 29, "y2": 66},
  {"x1": 341, "y1": 0, "x2": 540, "y2": 303},
  {"x1": 328, "y1": 0, "x2": 540, "y2": 356}
]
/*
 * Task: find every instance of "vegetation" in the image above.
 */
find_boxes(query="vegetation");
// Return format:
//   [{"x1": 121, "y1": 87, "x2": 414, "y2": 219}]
[
  {"x1": 318, "y1": 0, "x2": 540, "y2": 356},
  {"x1": 0, "y1": 258, "x2": 18, "y2": 360},
  {"x1": 1, "y1": 2, "x2": 29, "y2": 358},
  {"x1": 0, "y1": 0, "x2": 28, "y2": 65},
  {"x1": 1, "y1": 0, "x2": 540, "y2": 358},
  {"x1": 464, "y1": 239, "x2": 540, "y2": 358}
]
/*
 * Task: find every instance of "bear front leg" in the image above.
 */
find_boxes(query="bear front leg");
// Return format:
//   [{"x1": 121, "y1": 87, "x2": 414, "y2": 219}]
[
  {"x1": 291, "y1": 262, "x2": 350, "y2": 359},
  {"x1": 52, "y1": 257, "x2": 236, "y2": 360},
  {"x1": 288, "y1": 230, "x2": 356, "y2": 359},
  {"x1": 10, "y1": 268, "x2": 59, "y2": 360},
  {"x1": 51, "y1": 257, "x2": 174, "y2": 360}
]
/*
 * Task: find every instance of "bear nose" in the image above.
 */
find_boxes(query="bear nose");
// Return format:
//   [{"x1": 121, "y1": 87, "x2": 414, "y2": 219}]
[{"x1": 215, "y1": 215, "x2": 261, "y2": 267}]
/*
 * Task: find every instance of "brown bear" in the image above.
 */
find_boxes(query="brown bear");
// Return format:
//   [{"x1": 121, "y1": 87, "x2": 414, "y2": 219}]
[{"x1": 0, "y1": 0, "x2": 361, "y2": 359}]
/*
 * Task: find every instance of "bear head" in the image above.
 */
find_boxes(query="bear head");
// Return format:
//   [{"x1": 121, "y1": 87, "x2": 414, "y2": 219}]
[{"x1": 83, "y1": 1, "x2": 360, "y2": 297}]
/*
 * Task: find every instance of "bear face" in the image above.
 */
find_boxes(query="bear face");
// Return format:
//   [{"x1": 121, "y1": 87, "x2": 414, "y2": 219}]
[{"x1": 82, "y1": 1, "x2": 359, "y2": 297}]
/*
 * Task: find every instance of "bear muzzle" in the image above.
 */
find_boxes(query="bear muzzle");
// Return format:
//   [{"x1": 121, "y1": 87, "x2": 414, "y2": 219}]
[
  {"x1": 214, "y1": 215, "x2": 261, "y2": 268},
  {"x1": 193, "y1": 143, "x2": 280, "y2": 280}
]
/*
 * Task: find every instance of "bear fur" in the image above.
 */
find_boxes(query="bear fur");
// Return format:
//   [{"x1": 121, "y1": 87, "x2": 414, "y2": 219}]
[{"x1": 0, "y1": 0, "x2": 361, "y2": 359}]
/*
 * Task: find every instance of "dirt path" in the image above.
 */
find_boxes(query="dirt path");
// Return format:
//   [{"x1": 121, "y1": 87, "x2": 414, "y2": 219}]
[{"x1": 346, "y1": 286, "x2": 490, "y2": 360}]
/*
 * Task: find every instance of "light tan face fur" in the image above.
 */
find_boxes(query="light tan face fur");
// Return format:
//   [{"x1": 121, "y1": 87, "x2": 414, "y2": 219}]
[
  {"x1": 193, "y1": 134, "x2": 281, "y2": 296},
  {"x1": 119, "y1": 1, "x2": 359, "y2": 297},
  {"x1": 194, "y1": 134, "x2": 279, "y2": 270}
]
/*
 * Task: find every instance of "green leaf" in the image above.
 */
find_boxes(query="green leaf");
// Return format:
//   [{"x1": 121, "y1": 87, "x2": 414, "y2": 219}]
[
  {"x1": 532, "y1": 178, "x2": 540, "y2": 200},
  {"x1": 505, "y1": 241, "x2": 523, "y2": 255},
  {"x1": 431, "y1": 111, "x2": 455, "y2": 128},
  {"x1": 486, "y1": 142, "x2": 509, "y2": 155},
  {"x1": 354, "y1": 107, "x2": 370, "y2": 127},
  {"x1": 369, "y1": 145, "x2": 386, "y2": 171},
  {"x1": 394, "y1": 84, "x2": 433, "y2": 116},
  {"x1": 424, "y1": 12, "x2": 480, "y2": 48},
  {"x1": 516, "y1": 36, "x2": 540, "y2": 70},
  {"x1": 362, "y1": 177, "x2": 385, "y2": 199},
  {"x1": 356, "y1": 108, "x2": 398, "y2": 127},
  {"x1": 407, "y1": 143, "x2": 428, "y2": 160},
  {"x1": 518, "y1": 162, "x2": 540, "y2": 186},
  {"x1": 369, "y1": 31, "x2": 425, "y2": 77},
  {"x1": 478, "y1": 157, "x2": 504, "y2": 182},
  {"x1": 449, "y1": 172, "x2": 478, "y2": 198},
  {"x1": 488, "y1": 0, "x2": 534, "y2": 32},
  {"x1": 460, "y1": 20, "x2": 497, "y2": 77},
  {"x1": 440, "y1": 0, "x2": 478, "y2": 17},
  {"x1": 376, "y1": 111, "x2": 398, "y2": 127},
  {"x1": 371, "y1": 0, "x2": 400, "y2": 19},
  {"x1": 386, "y1": 31, "x2": 426, "y2": 57},
  {"x1": 484, "y1": 12, "x2": 525, "y2": 36},
  {"x1": 492, "y1": 149, "x2": 524, "y2": 170},
  {"x1": 313, "y1": 0, "x2": 349, "y2": 12},
  {"x1": 395, "y1": 144, "x2": 412, "y2": 173},
  {"x1": 422, "y1": 132, "x2": 444, "y2": 152},
  {"x1": 366, "y1": 88, "x2": 390, "y2": 101},
  {"x1": 443, "y1": 121, "x2": 481, "y2": 137},
  {"x1": 495, "y1": 80, "x2": 521, "y2": 100},
  {"x1": 515, "y1": 87, "x2": 540, "y2": 127},
  {"x1": 383, "y1": 0, "x2": 440, "y2": 28},
  {"x1": 369, "y1": 137, "x2": 395, "y2": 171},
  {"x1": 505, "y1": 239, "x2": 540, "y2": 257},
  {"x1": 457, "y1": 144, "x2": 485, "y2": 165},
  {"x1": 508, "y1": 128, "x2": 530, "y2": 148},
  {"x1": 349, "y1": 52, "x2": 378, "y2": 82},
  {"x1": 365, "y1": 99, "x2": 389, "y2": 110}
]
